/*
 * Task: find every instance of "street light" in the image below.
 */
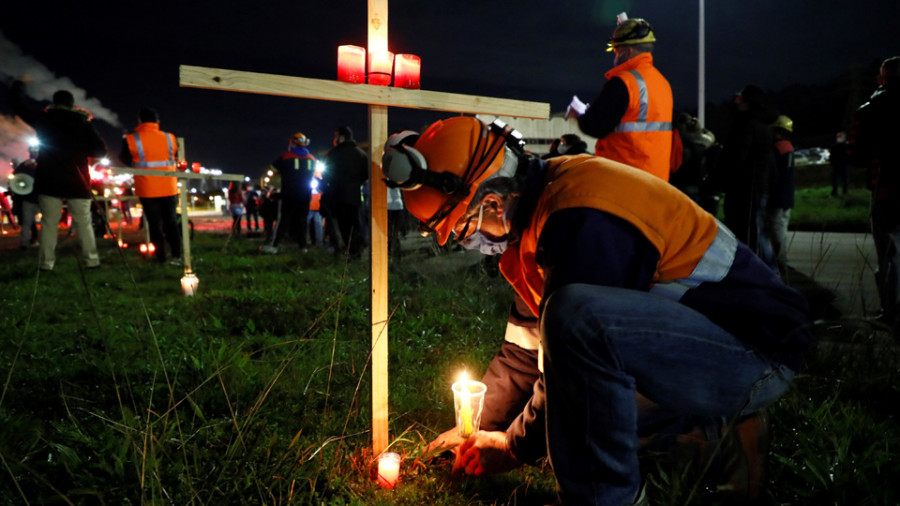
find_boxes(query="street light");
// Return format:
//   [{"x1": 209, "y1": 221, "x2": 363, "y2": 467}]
[{"x1": 698, "y1": 0, "x2": 706, "y2": 125}]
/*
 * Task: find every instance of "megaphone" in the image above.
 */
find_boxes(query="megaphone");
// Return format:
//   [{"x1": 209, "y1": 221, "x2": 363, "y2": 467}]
[{"x1": 10, "y1": 173, "x2": 34, "y2": 195}]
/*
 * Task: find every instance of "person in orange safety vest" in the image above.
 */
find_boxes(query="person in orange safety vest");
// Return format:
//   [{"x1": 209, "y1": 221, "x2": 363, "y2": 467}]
[
  {"x1": 381, "y1": 116, "x2": 813, "y2": 505},
  {"x1": 120, "y1": 108, "x2": 182, "y2": 264},
  {"x1": 567, "y1": 13, "x2": 675, "y2": 182}
]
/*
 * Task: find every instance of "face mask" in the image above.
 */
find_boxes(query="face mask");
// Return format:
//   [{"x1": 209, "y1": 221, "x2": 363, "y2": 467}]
[
  {"x1": 557, "y1": 142, "x2": 569, "y2": 154},
  {"x1": 462, "y1": 232, "x2": 508, "y2": 256},
  {"x1": 459, "y1": 205, "x2": 510, "y2": 256}
]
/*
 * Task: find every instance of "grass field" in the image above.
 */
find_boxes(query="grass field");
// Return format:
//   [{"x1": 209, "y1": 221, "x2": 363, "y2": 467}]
[
  {"x1": 0, "y1": 185, "x2": 897, "y2": 504},
  {"x1": 790, "y1": 164, "x2": 871, "y2": 232}
]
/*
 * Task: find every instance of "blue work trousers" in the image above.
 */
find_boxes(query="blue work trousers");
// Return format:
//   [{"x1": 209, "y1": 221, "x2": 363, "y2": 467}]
[{"x1": 541, "y1": 284, "x2": 794, "y2": 506}]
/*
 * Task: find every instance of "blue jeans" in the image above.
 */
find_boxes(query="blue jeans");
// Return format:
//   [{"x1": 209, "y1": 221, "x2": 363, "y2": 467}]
[
  {"x1": 541, "y1": 284, "x2": 794, "y2": 506},
  {"x1": 307, "y1": 210, "x2": 324, "y2": 246}
]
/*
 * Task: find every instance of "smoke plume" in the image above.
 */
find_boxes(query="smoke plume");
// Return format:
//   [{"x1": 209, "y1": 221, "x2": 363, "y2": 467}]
[
  {"x1": 0, "y1": 30, "x2": 122, "y2": 128},
  {"x1": 0, "y1": 30, "x2": 124, "y2": 177}
]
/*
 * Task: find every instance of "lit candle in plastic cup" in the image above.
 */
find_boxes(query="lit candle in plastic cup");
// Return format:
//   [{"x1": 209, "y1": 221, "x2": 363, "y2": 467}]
[
  {"x1": 368, "y1": 50, "x2": 394, "y2": 86},
  {"x1": 337, "y1": 45, "x2": 366, "y2": 83},
  {"x1": 393, "y1": 54, "x2": 421, "y2": 89},
  {"x1": 452, "y1": 371, "x2": 487, "y2": 438},
  {"x1": 376, "y1": 452, "x2": 401, "y2": 489}
]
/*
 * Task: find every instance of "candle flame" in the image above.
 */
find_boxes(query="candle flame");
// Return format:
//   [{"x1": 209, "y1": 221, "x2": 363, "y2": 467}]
[{"x1": 458, "y1": 370, "x2": 469, "y2": 384}]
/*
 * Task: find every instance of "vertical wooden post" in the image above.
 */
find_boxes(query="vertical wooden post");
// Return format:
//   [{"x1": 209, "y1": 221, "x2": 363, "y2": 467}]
[
  {"x1": 179, "y1": 181, "x2": 192, "y2": 271},
  {"x1": 368, "y1": 0, "x2": 390, "y2": 456}
]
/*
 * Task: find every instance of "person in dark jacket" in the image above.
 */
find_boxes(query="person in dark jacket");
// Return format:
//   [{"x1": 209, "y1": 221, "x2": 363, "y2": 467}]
[
  {"x1": 670, "y1": 113, "x2": 717, "y2": 209},
  {"x1": 765, "y1": 115, "x2": 796, "y2": 275},
  {"x1": 260, "y1": 186, "x2": 280, "y2": 243},
  {"x1": 849, "y1": 56, "x2": 900, "y2": 326},
  {"x1": 322, "y1": 126, "x2": 368, "y2": 257},
  {"x1": 244, "y1": 184, "x2": 261, "y2": 232},
  {"x1": 829, "y1": 132, "x2": 851, "y2": 196},
  {"x1": 718, "y1": 85, "x2": 778, "y2": 255},
  {"x1": 9, "y1": 79, "x2": 107, "y2": 270},
  {"x1": 10, "y1": 156, "x2": 40, "y2": 249},
  {"x1": 261, "y1": 132, "x2": 315, "y2": 253},
  {"x1": 559, "y1": 133, "x2": 589, "y2": 156}
]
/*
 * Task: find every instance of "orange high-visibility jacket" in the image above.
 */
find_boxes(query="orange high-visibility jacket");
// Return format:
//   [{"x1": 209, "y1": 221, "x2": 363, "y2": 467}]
[
  {"x1": 499, "y1": 154, "x2": 720, "y2": 318},
  {"x1": 125, "y1": 122, "x2": 178, "y2": 198},
  {"x1": 594, "y1": 53, "x2": 674, "y2": 181}
]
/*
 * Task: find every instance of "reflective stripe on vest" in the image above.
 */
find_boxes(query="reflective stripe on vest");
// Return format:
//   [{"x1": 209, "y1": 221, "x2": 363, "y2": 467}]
[
  {"x1": 649, "y1": 221, "x2": 738, "y2": 300},
  {"x1": 132, "y1": 132, "x2": 175, "y2": 168},
  {"x1": 613, "y1": 69, "x2": 672, "y2": 134}
]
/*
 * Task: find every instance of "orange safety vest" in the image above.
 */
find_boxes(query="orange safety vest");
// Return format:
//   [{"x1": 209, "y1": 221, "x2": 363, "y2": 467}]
[
  {"x1": 126, "y1": 122, "x2": 178, "y2": 198},
  {"x1": 594, "y1": 52, "x2": 674, "y2": 181},
  {"x1": 310, "y1": 192, "x2": 322, "y2": 211},
  {"x1": 499, "y1": 155, "x2": 728, "y2": 317}
]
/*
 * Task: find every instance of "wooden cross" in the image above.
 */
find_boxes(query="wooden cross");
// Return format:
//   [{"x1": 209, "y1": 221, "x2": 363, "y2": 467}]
[
  {"x1": 179, "y1": 0, "x2": 548, "y2": 454},
  {"x1": 108, "y1": 166, "x2": 244, "y2": 276}
]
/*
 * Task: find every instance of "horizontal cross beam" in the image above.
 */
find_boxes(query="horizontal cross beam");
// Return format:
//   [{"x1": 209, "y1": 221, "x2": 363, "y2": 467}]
[
  {"x1": 180, "y1": 65, "x2": 550, "y2": 120},
  {"x1": 108, "y1": 167, "x2": 244, "y2": 182}
]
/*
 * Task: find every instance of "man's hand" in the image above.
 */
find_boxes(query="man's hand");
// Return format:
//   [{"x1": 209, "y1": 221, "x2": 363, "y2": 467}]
[
  {"x1": 566, "y1": 95, "x2": 588, "y2": 118},
  {"x1": 425, "y1": 428, "x2": 465, "y2": 455},
  {"x1": 451, "y1": 430, "x2": 522, "y2": 477}
]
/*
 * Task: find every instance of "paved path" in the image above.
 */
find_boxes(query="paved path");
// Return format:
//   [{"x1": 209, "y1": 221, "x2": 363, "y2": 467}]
[{"x1": 784, "y1": 231, "x2": 878, "y2": 318}]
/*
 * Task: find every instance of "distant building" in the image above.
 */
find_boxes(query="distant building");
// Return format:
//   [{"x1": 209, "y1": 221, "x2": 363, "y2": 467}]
[{"x1": 476, "y1": 113, "x2": 599, "y2": 156}]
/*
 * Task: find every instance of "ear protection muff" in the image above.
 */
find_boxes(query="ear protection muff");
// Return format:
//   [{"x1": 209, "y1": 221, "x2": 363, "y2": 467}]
[
  {"x1": 383, "y1": 143, "x2": 466, "y2": 194},
  {"x1": 381, "y1": 130, "x2": 426, "y2": 189},
  {"x1": 382, "y1": 130, "x2": 466, "y2": 195}
]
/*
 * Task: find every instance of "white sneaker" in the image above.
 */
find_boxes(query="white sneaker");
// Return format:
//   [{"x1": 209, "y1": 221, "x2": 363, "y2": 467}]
[{"x1": 260, "y1": 245, "x2": 279, "y2": 254}]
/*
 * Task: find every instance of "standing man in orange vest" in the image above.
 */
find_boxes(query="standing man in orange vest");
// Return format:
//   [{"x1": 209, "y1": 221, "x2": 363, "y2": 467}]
[
  {"x1": 120, "y1": 108, "x2": 182, "y2": 265},
  {"x1": 567, "y1": 13, "x2": 675, "y2": 181}
]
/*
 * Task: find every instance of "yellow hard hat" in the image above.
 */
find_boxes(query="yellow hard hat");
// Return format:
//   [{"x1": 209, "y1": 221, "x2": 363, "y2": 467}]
[
  {"x1": 606, "y1": 18, "x2": 656, "y2": 52},
  {"x1": 772, "y1": 115, "x2": 793, "y2": 133}
]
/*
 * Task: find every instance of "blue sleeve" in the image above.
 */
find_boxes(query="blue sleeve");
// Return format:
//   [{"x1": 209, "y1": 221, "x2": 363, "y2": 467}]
[{"x1": 536, "y1": 207, "x2": 660, "y2": 306}]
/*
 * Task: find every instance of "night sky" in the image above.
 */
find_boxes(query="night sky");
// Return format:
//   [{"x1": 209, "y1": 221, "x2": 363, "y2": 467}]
[{"x1": 1, "y1": 0, "x2": 898, "y2": 181}]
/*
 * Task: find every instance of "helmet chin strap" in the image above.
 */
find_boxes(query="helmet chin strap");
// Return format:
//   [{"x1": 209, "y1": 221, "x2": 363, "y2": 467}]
[{"x1": 422, "y1": 121, "x2": 516, "y2": 232}]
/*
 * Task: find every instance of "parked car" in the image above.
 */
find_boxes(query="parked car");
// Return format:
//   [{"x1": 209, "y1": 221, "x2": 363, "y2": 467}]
[{"x1": 794, "y1": 147, "x2": 830, "y2": 166}]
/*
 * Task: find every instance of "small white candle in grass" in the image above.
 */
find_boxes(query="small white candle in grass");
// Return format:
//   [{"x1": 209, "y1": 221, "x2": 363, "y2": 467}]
[
  {"x1": 180, "y1": 272, "x2": 199, "y2": 296},
  {"x1": 377, "y1": 452, "x2": 400, "y2": 489}
]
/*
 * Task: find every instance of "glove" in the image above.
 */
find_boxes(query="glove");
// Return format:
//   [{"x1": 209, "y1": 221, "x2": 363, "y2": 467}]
[{"x1": 566, "y1": 95, "x2": 587, "y2": 118}]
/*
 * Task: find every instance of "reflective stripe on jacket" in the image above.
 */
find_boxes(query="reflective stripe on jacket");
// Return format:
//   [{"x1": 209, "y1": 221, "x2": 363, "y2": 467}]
[
  {"x1": 499, "y1": 154, "x2": 723, "y2": 318},
  {"x1": 594, "y1": 53, "x2": 674, "y2": 181},
  {"x1": 126, "y1": 122, "x2": 178, "y2": 198}
]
